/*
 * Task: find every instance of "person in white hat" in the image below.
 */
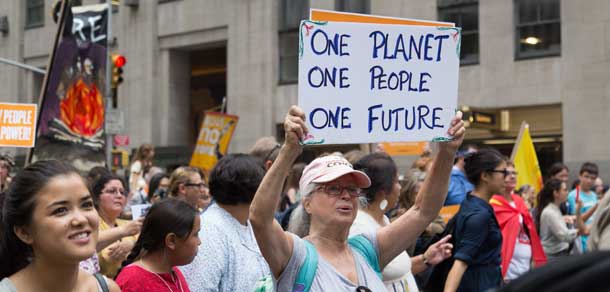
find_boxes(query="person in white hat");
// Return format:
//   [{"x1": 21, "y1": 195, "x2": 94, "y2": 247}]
[{"x1": 249, "y1": 106, "x2": 465, "y2": 292}]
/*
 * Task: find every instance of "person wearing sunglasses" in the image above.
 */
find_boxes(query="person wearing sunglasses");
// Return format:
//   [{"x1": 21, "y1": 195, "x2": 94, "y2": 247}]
[
  {"x1": 91, "y1": 174, "x2": 141, "y2": 278},
  {"x1": 249, "y1": 106, "x2": 465, "y2": 291},
  {"x1": 444, "y1": 149, "x2": 506, "y2": 292},
  {"x1": 168, "y1": 166, "x2": 207, "y2": 210},
  {"x1": 490, "y1": 161, "x2": 547, "y2": 284}
]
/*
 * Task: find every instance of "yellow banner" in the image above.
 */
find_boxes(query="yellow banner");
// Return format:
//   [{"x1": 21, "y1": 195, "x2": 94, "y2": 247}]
[
  {"x1": 190, "y1": 112, "x2": 239, "y2": 172},
  {"x1": 512, "y1": 124, "x2": 543, "y2": 194},
  {"x1": 0, "y1": 103, "x2": 37, "y2": 148}
]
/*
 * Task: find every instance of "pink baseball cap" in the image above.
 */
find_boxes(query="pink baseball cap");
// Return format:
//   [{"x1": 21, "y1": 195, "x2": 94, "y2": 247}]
[{"x1": 299, "y1": 155, "x2": 371, "y2": 192}]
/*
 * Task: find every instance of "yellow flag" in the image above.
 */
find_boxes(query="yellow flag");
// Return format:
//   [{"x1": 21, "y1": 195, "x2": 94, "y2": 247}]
[{"x1": 511, "y1": 123, "x2": 543, "y2": 194}]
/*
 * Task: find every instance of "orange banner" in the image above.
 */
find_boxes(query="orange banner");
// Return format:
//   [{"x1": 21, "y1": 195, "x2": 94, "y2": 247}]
[
  {"x1": 310, "y1": 9, "x2": 454, "y2": 27},
  {"x1": 0, "y1": 103, "x2": 37, "y2": 148},
  {"x1": 381, "y1": 142, "x2": 428, "y2": 156},
  {"x1": 439, "y1": 204, "x2": 460, "y2": 223},
  {"x1": 190, "y1": 112, "x2": 239, "y2": 172}
]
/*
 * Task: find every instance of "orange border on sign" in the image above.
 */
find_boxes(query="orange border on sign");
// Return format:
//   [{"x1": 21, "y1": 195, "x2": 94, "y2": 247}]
[
  {"x1": 310, "y1": 9, "x2": 454, "y2": 27},
  {"x1": 0, "y1": 103, "x2": 37, "y2": 148}
]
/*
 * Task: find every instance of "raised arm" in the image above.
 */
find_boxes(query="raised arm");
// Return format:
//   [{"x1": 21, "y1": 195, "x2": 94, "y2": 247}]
[
  {"x1": 377, "y1": 112, "x2": 464, "y2": 268},
  {"x1": 249, "y1": 106, "x2": 307, "y2": 278}
]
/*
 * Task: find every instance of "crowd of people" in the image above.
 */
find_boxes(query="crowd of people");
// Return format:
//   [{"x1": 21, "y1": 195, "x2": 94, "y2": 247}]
[{"x1": 1, "y1": 106, "x2": 610, "y2": 291}]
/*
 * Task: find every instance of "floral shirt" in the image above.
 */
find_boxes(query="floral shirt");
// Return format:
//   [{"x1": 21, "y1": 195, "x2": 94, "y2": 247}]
[{"x1": 180, "y1": 203, "x2": 271, "y2": 292}]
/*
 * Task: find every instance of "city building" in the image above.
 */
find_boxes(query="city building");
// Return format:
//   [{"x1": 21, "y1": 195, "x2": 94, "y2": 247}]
[{"x1": 0, "y1": 0, "x2": 608, "y2": 181}]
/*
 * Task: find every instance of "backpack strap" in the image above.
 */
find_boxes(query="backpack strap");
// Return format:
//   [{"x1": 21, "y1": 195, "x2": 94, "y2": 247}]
[
  {"x1": 93, "y1": 273, "x2": 109, "y2": 292},
  {"x1": 293, "y1": 240, "x2": 319, "y2": 292},
  {"x1": 348, "y1": 234, "x2": 382, "y2": 280}
]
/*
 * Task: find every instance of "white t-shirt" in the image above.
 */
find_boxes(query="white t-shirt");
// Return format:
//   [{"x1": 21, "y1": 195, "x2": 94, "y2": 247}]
[
  {"x1": 505, "y1": 202, "x2": 532, "y2": 281},
  {"x1": 349, "y1": 210, "x2": 419, "y2": 292}
]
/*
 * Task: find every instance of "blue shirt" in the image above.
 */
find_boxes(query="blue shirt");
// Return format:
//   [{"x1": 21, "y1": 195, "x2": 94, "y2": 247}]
[
  {"x1": 567, "y1": 189, "x2": 598, "y2": 252},
  {"x1": 445, "y1": 166, "x2": 474, "y2": 206},
  {"x1": 453, "y1": 194, "x2": 502, "y2": 292}
]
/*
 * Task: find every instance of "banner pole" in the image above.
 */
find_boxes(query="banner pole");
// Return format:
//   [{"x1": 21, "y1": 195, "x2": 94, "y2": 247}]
[
  {"x1": 105, "y1": 0, "x2": 113, "y2": 168},
  {"x1": 510, "y1": 121, "x2": 528, "y2": 161}
]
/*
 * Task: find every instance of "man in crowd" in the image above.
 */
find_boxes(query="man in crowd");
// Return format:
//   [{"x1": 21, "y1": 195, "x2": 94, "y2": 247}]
[
  {"x1": 567, "y1": 162, "x2": 600, "y2": 253},
  {"x1": 444, "y1": 145, "x2": 477, "y2": 205}
]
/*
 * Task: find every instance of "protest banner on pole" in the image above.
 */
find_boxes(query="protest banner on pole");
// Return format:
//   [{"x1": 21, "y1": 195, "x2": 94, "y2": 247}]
[
  {"x1": 297, "y1": 20, "x2": 461, "y2": 145},
  {"x1": 27, "y1": 2, "x2": 109, "y2": 171},
  {"x1": 0, "y1": 103, "x2": 37, "y2": 148},
  {"x1": 190, "y1": 112, "x2": 239, "y2": 172}
]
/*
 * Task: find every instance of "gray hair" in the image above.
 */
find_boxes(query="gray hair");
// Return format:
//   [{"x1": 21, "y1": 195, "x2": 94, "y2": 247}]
[
  {"x1": 287, "y1": 182, "x2": 318, "y2": 237},
  {"x1": 287, "y1": 182, "x2": 368, "y2": 237}
]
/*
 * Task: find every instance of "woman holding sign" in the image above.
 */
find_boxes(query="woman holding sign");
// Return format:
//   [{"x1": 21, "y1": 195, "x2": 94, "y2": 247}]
[{"x1": 249, "y1": 106, "x2": 464, "y2": 291}]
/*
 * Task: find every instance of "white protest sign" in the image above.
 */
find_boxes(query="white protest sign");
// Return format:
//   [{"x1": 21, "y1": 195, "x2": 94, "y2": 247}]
[
  {"x1": 298, "y1": 21, "x2": 461, "y2": 145},
  {"x1": 131, "y1": 204, "x2": 151, "y2": 219}
]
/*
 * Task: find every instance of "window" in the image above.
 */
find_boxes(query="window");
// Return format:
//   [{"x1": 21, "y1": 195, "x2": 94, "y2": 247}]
[
  {"x1": 515, "y1": 0, "x2": 560, "y2": 59},
  {"x1": 438, "y1": 0, "x2": 479, "y2": 65},
  {"x1": 26, "y1": 0, "x2": 44, "y2": 28},
  {"x1": 278, "y1": 0, "x2": 308, "y2": 84},
  {"x1": 335, "y1": 0, "x2": 370, "y2": 14}
]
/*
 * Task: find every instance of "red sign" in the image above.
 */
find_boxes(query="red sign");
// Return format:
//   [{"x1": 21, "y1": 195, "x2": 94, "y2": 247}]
[{"x1": 113, "y1": 135, "x2": 129, "y2": 147}]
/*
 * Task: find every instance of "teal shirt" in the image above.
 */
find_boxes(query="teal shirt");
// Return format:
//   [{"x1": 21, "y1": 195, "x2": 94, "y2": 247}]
[{"x1": 567, "y1": 189, "x2": 598, "y2": 252}]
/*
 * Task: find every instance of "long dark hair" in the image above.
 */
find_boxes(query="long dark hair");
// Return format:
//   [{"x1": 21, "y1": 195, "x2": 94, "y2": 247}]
[
  {"x1": 535, "y1": 179, "x2": 563, "y2": 232},
  {"x1": 122, "y1": 199, "x2": 198, "y2": 267},
  {"x1": 0, "y1": 160, "x2": 80, "y2": 278},
  {"x1": 148, "y1": 172, "x2": 169, "y2": 201},
  {"x1": 354, "y1": 153, "x2": 397, "y2": 204}
]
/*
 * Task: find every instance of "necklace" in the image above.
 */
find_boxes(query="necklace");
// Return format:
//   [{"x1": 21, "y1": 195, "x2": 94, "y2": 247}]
[{"x1": 138, "y1": 260, "x2": 184, "y2": 292}]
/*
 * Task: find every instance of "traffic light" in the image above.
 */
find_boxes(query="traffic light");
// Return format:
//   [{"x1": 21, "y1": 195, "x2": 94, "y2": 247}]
[
  {"x1": 111, "y1": 54, "x2": 126, "y2": 88},
  {"x1": 111, "y1": 149, "x2": 129, "y2": 169}
]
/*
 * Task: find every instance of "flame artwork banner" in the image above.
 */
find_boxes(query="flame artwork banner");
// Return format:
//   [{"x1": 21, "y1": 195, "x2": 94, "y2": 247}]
[{"x1": 30, "y1": 2, "x2": 108, "y2": 171}]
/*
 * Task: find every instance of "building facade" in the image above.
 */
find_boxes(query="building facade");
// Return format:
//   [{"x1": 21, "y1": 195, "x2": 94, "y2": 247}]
[{"x1": 0, "y1": 0, "x2": 609, "y2": 180}]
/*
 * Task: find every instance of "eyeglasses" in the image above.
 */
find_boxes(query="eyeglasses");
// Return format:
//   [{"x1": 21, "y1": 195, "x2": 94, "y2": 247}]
[
  {"x1": 185, "y1": 182, "x2": 207, "y2": 189},
  {"x1": 102, "y1": 188, "x2": 127, "y2": 197},
  {"x1": 315, "y1": 185, "x2": 361, "y2": 197},
  {"x1": 489, "y1": 169, "x2": 510, "y2": 178},
  {"x1": 356, "y1": 286, "x2": 372, "y2": 292}
]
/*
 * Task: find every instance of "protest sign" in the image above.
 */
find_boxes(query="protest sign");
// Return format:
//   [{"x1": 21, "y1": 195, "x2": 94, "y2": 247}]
[
  {"x1": 381, "y1": 142, "x2": 427, "y2": 156},
  {"x1": 131, "y1": 204, "x2": 151, "y2": 219},
  {"x1": 298, "y1": 20, "x2": 461, "y2": 145},
  {"x1": 190, "y1": 112, "x2": 239, "y2": 172},
  {"x1": 28, "y1": 2, "x2": 108, "y2": 171},
  {"x1": 0, "y1": 103, "x2": 37, "y2": 148}
]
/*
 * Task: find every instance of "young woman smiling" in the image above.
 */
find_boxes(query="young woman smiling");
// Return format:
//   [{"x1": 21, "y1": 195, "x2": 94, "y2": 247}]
[{"x1": 0, "y1": 160, "x2": 119, "y2": 291}]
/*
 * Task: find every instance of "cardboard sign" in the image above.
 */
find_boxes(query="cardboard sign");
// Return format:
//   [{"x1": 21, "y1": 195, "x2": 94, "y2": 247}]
[
  {"x1": 0, "y1": 103, "x2": 37, "y2": 148},
  {"x1": 190, "y1": 112, "x2": 239, "y2": 172},
  {"x1": 298, "y1": 20, "x2": 460, "y2": 145}
]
